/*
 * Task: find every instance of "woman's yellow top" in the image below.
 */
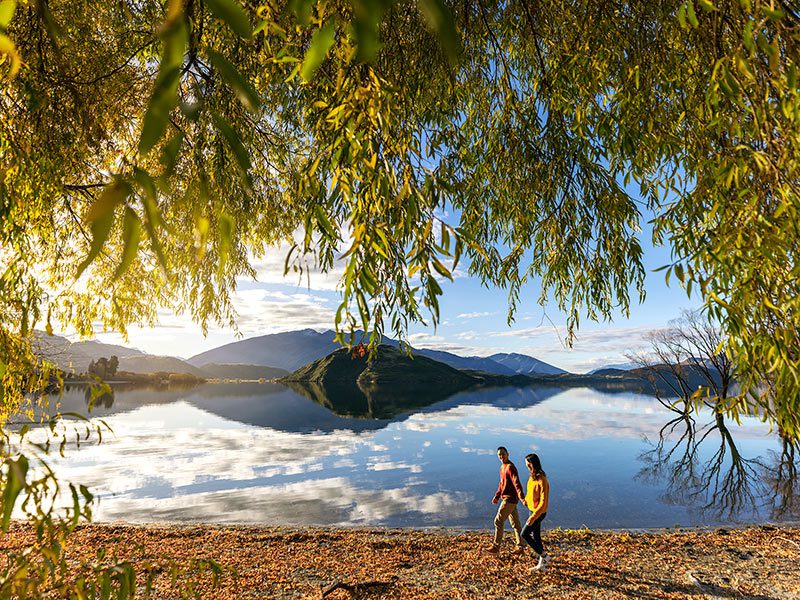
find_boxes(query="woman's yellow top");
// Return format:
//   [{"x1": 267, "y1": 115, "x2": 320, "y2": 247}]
[{"x1": 525, "y1": 473, "x2": 549, "y2": 520}]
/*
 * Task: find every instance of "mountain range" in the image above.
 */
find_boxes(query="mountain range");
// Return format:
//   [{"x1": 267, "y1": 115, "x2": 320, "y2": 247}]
[
  {"x1": 35, "y1": 329, "x2": 567, "y2": 379},
  {"x1": 34, "y1": 332, "x2": 288, "y2": 380},
  {"x1": 187, "y1": 329, "x2": 568, "y2": 375}
]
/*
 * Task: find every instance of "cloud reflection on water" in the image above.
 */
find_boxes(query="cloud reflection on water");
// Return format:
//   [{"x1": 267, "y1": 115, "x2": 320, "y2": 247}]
[
  {"x1": 29, "y1": 384, "x2": 790, "y2": 528},
  {"x1": 94, "y1": 477, "x2": 471, "y2": 526},
  {"x1": 398, "y1": 387, "x2": 769, "y2": 443}
]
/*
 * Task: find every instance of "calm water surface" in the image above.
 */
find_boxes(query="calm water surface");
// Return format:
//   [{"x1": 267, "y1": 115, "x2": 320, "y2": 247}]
[{"x1": 37, "y1": 382, "x2": 799, "y2": 529}]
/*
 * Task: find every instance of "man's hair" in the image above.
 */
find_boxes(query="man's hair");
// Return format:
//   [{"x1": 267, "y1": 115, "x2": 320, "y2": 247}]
[{"x1": 497, "y1": 446, "x2": 508, "y2": 453}]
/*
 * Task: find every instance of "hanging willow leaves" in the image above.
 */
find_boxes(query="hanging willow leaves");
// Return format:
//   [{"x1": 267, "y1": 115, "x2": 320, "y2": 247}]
[
  {"x1": 0, "y1": 33, "x2": 19, "y2": 78},
  {"x1": 113, "y1": 207, "x2": 142, "y2": 280},
  {"x1": 1, "y1": 0, "x2": 800, "y2": 441},
  {"x1": 138, "y1": 16, "x2": 187, "y2": 155},
  {"x1": 0, "y1": 0, "x2": 15, "y2": 29},
  {"x1": 1, "y1": 455, "x2": 27, "y2": 531},
  {"x1": 75, "y1": 181, "x2": 131, "y2": 278},
  {"x1": 207, "y1": 48, "x2": 261, "y2": 112},
  {"x1": 300, "y1": 19, "x2": 336, "y2": 82},
  {"x1": 204, "y1": 0, "x2": 251, "y2": 38},
  {"x1": 349, "y1": 0, "x2": 392, "y2": 62},
  {"x1": 418, "y1": 0, "x2": 461, "y2": 64},
  {"x1": 212, "y1": 113, "x2": 252, "y2": 179},
  {"x1": 218, "y1": 212, "x2": 235, "y2": 271}
]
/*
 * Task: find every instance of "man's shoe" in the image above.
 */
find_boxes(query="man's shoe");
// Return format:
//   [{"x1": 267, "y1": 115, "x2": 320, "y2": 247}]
[{"x1": 484, "y1": 544, "x2": 500, "y2": 554}]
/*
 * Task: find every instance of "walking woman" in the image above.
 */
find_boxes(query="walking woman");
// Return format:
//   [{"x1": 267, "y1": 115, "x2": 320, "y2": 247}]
[{"x1": 521, "y1": 453, "x2": 550, "y2": 571}]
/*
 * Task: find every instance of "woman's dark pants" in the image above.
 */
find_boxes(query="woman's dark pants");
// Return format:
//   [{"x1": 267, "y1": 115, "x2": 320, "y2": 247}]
[{"x1": 521, "y1": 512, "x2": 546, "y2": 555}]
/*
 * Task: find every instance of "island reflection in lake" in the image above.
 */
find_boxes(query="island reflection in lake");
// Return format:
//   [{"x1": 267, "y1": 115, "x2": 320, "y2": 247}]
[{"x1": 39, "y1": 382, "x2": 799, "y2": 529}]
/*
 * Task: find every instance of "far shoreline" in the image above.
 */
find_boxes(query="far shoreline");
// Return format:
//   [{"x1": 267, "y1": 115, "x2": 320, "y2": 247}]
[{"x1": 38, "y1": 518, "x2": 800, "y2": 536}]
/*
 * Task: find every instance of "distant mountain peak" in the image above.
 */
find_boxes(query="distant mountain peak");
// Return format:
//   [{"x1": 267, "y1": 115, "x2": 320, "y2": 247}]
[{"x1": 488, "y1": 352, "x2": 567, "y2": 375}]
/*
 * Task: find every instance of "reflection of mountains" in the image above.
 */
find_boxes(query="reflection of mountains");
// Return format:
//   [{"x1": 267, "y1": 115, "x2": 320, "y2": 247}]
[
  {"x1": 49, "y1": 381, "x2": 560, "y2": 433},
  {"x1": 284, "y1": 378, "x2": 562, "y2": 420},
  {"x1": 51, "y1": 383, "x2": 389, "y2": 433}
]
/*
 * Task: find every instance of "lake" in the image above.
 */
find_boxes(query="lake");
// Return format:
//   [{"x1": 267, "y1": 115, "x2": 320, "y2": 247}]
[{"x1": 32, "y1": 382, "x2": 799, "y2": 529}]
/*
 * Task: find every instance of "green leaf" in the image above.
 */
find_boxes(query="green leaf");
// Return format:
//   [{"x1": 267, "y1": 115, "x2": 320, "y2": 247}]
[
  {"x1": 38, "y1": 0, "x2": 65, "y2": 40},
  {"x1": 218, "y1": 212, "x2": 235, "y2": 269},
  {"x1": 138, "y1": 18, "x2": 187, "y2": 155},
  {"x1": 742, "y1": 20, "x2": 755, "y2": 53},
  {"x1": 313, "y1": 205, "x2": 336, "y2": 238},
  {"x1": 440, "y1": 222, "x2": 450, "y2": 253},
  {"x1": 432, "y1": 257, "x2": 453, "y2": 281},
  {"x1": 179, "y1": 100, "x2": 202, "y2": 121},
  {"x1": 350, "y1": 0, "x2": 391, "y2": 62},
  {"x1": 207, "y1": 48, "x2": 261, "y2": 112},
  {"x1": 762, "y1": 6, "x2": 785, "y2": 21},
  {"x1": 334, "y1": 302, "x2": 346, "y2": 329},
  {"x1": 288, "y1": 0, "x2": 314, "y2": 24},
  {"x1": 300, "y1": 19, "x2": 336, "y2": 82},
  {"x1": 677, "y1": 3, "x2": 687, "y2": 29},
  {"x1": 204, "y1": 0, "x2": 251, "y2": 38},
  {"x1": 356, "y1": 289, "x2": 370, "y2": 327},
  {"x1": 160, "y1": 132, "x2": 184, "y2": 171},
  {"x1": 0, "y1": 0, "x2": 16, "y2": 29},
  {"x1": 0, "y1": 33, "x2": 20, "y2": 78},
  {"x1": 418, "y1": 0, "x2": 461, "y2": 65},
  {"x1": 135, "y1": 170, "x2": 170, "y2": 273},
  {"x1": 212, "y1": 113, "x2": 252, "y2": 178},
  {"x1": 686, "y1": 0, "x2": 699, "y2": 27},
  {"x1": 113, "y1": 207, "x2": 142, "y2": 280},
  {"x1": 76, "y1": 180, "x2": 131, "y2": 278},
  {"x1": 138, "y1": 66, "x2": 181, "y2": 155},
  {"x1": 1, "y1": 455, "x2": 28, "y2": 531},
  {"x1": 697, "y1": 0, "x2": 715, "y2": 12},
  {"x1": 143, "y1": 219, "x2": 169, "y2": 276}
]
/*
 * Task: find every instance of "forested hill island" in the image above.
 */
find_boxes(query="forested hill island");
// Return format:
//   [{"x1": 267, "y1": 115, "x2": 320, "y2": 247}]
[{"x1": 35, "y1": 329, "x2": 714, "y2": 397}]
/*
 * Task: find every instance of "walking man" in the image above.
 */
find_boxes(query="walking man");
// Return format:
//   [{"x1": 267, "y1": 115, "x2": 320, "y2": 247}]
[{"x1": 486, "y1": 446, "x2": 526, "y2": 555}]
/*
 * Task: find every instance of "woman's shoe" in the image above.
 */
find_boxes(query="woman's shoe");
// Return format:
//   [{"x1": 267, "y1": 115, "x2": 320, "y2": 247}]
[{"x1": 530, "y1": 555, "x2": 548, "y2": 571}]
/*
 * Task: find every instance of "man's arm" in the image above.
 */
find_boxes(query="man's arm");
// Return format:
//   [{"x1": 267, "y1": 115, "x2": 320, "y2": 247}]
[{"x1": 493, "y1": 471, "x2": 502, "y2": 503}]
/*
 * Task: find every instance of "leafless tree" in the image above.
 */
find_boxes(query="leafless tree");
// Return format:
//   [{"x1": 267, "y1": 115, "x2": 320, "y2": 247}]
[
  {"x1": 628, "y1": 309, "x2": 734, "y2": 412},
  {"x1": 632, "y1": 311, "x2": 770, "y2": 521}
]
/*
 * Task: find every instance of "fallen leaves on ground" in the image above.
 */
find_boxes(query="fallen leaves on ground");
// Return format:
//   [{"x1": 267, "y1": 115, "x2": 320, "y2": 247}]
[{"x1": 1, "y1": 523, "x2": 798, "y2": 599}]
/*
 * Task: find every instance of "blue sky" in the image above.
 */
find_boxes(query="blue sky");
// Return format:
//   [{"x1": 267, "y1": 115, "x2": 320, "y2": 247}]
[{"x1": 92, "y1": 209, "x2": 699, "y2": 373}]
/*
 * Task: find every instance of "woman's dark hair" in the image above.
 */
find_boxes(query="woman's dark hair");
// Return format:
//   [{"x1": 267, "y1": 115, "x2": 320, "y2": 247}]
[{"x1": 525, "y1": 453, "x2": 545, "y2": 477}]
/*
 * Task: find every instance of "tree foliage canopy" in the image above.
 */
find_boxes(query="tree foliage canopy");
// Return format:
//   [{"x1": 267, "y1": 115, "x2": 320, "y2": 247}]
[{"x1": 1, "y1": 0, "x2": 800, "y2": 437}]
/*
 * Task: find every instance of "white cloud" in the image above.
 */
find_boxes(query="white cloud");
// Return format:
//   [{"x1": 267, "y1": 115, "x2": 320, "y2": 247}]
[
  {"x1": 230, "y1": 289, "x2": 335, "y2": 333},
  {"x1": 411, "y1": 342, "x2": 493, "y2": 356},
  {"x1": 489, "y1": 325, "x2": 562, "y2": 338},
  {"x1": 407, "y1": 332, "x2": 444, "y2": 343},
  {"x1": 457, "y1": 311, "x2": 497, "y2": 319},
  {"x1": 93, "y1": 288, "x2": 337, "y2": 356},
  {"x1": 454, "y1": 331, "x2": 483, "y2": 341},
  {"x1": 250, "y1": 243, "x2": 345, "y2": 292}
]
